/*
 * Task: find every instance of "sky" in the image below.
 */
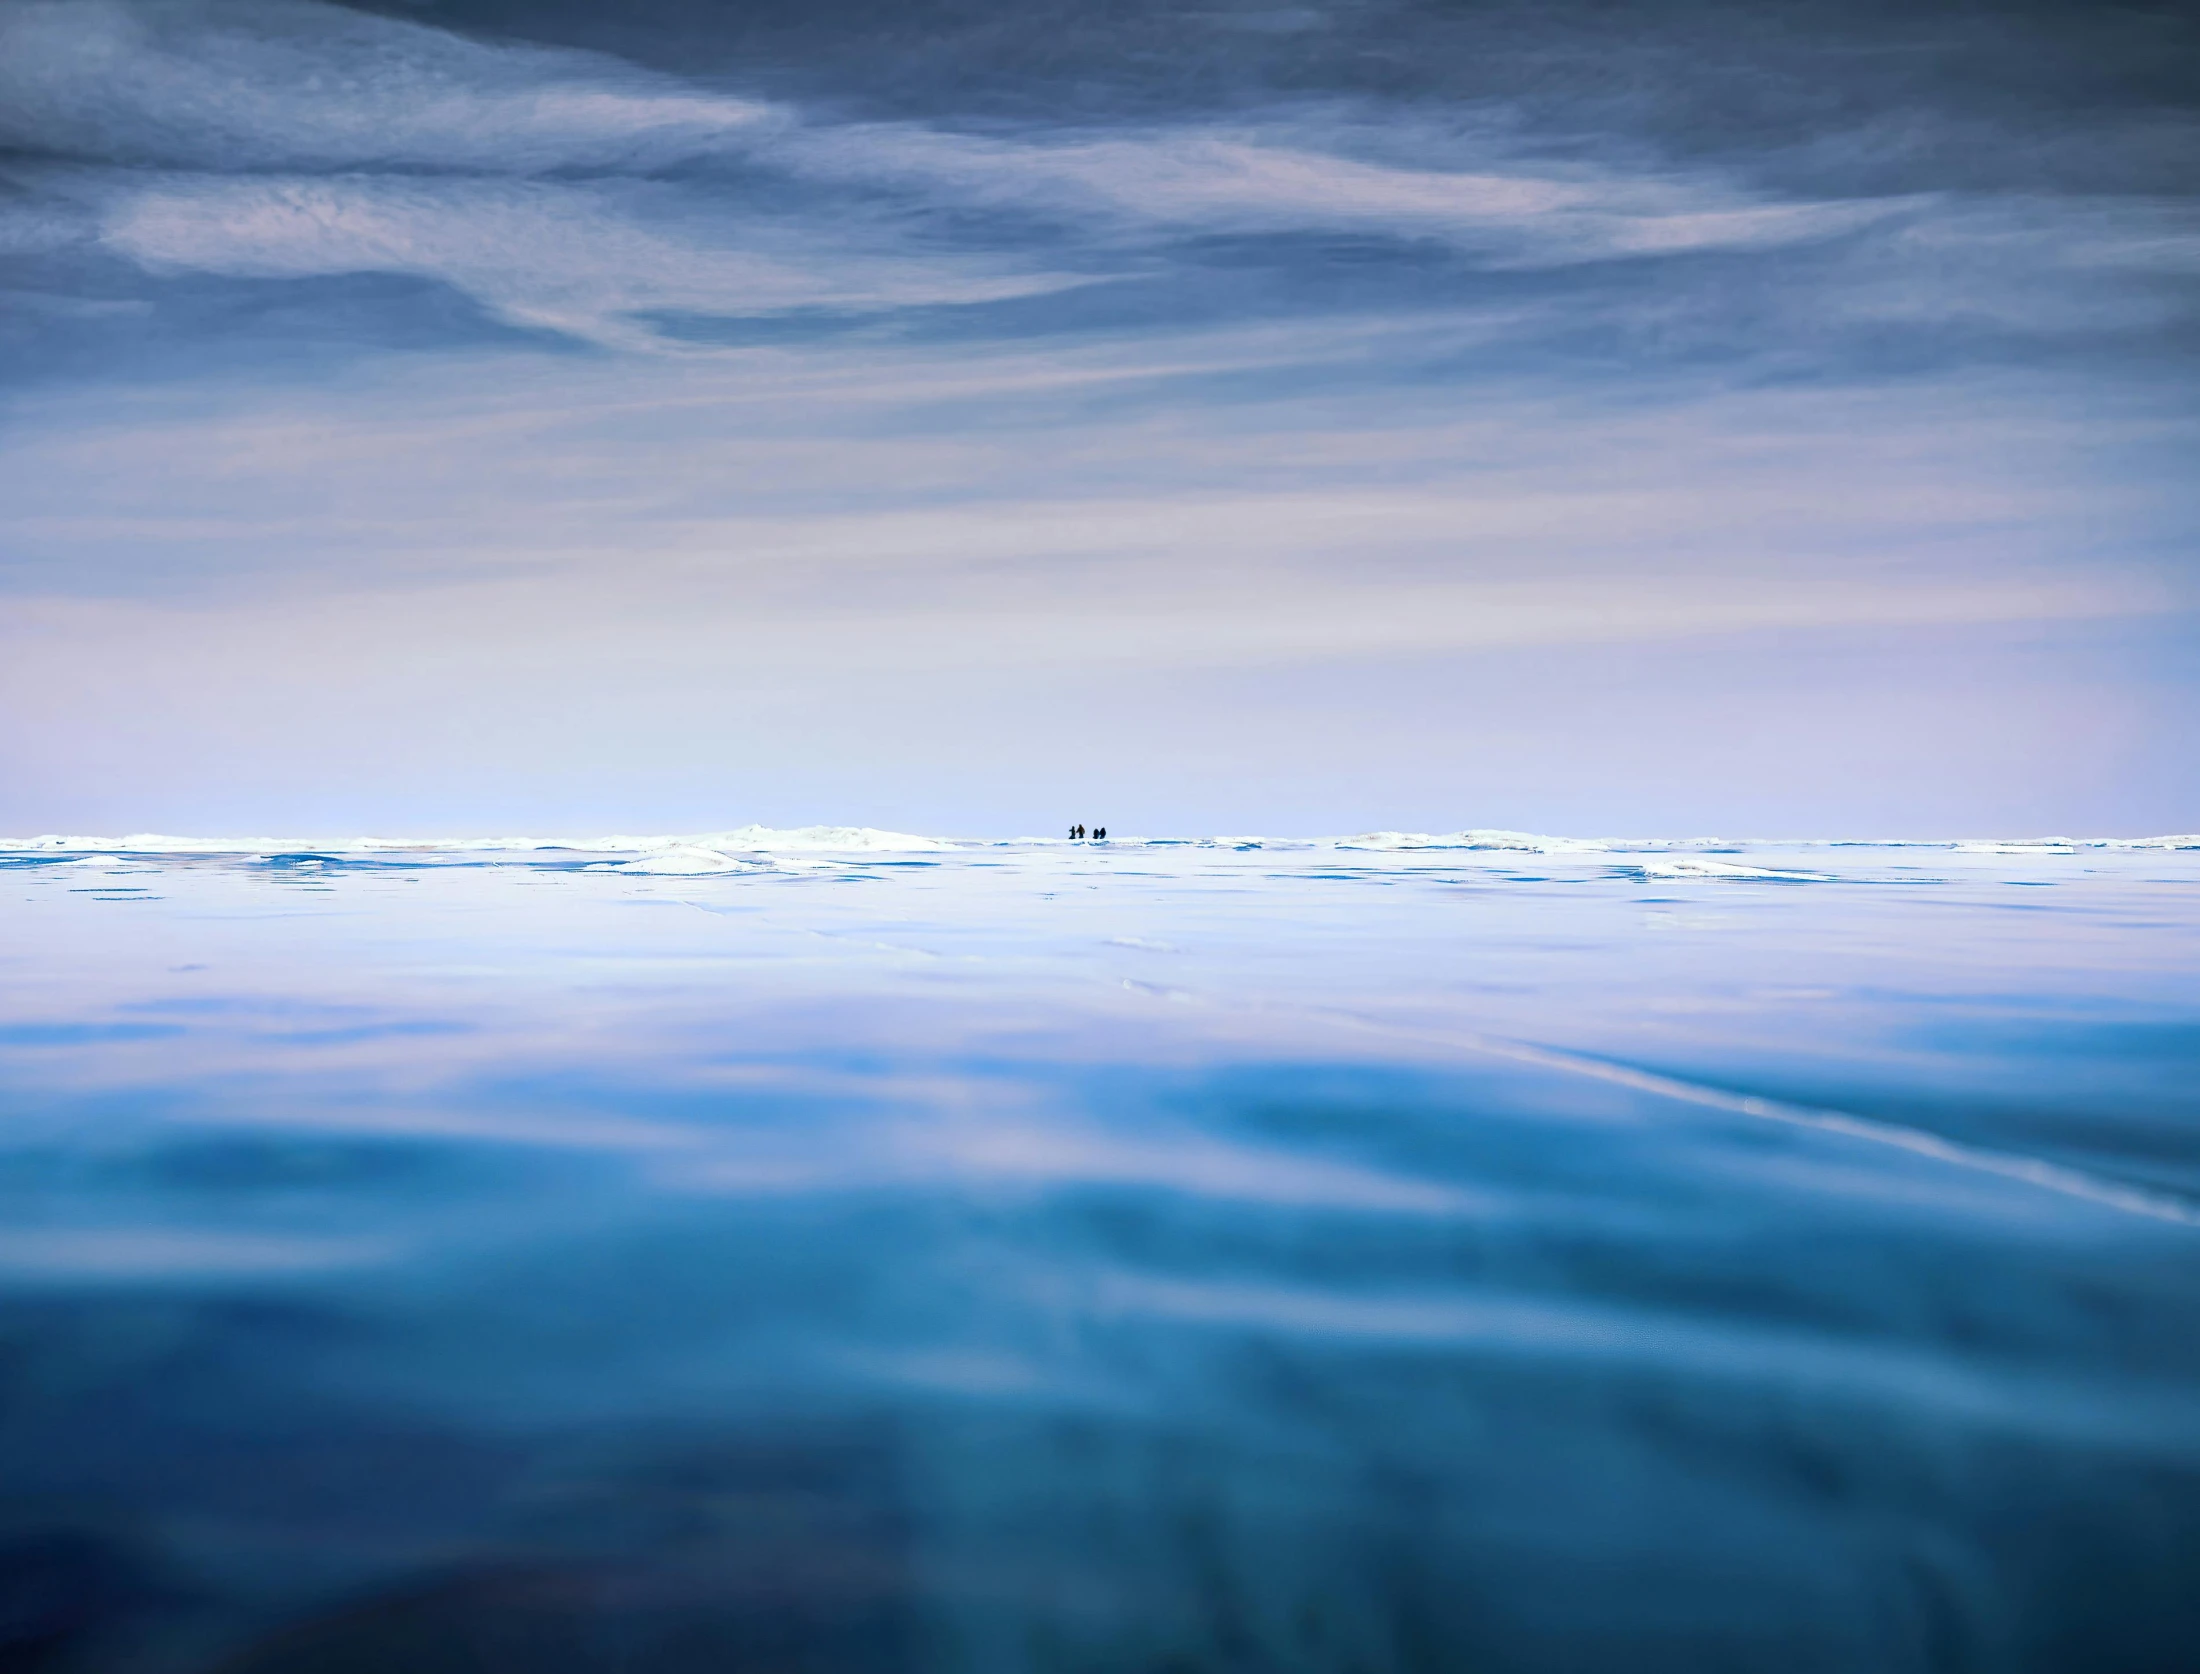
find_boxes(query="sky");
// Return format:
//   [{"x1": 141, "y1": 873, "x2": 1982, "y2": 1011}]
[{"x1": 1, "y1": 0, "x2": 2195, "y2": 837}]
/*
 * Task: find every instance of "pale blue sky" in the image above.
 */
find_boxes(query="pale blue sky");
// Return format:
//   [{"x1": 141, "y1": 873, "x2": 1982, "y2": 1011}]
[{"x1": 2, "y1": 0, "x2": 2195, "y2": 835}]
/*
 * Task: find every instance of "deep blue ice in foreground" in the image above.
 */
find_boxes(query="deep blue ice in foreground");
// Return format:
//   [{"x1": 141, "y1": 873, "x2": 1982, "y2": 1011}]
[{"x1": 1, "y1": 829, "x2": 2196, "y2": 1673}]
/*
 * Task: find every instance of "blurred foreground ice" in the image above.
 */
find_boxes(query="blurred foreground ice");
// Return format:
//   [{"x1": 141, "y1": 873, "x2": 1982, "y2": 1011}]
[{"x1": 0, "y1": 833, "x2": 2195, "y2": 1672}]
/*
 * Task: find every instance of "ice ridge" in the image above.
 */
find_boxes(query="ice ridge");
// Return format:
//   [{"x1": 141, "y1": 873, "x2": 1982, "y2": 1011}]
[{"x1": 3, "y1": 829, "x2": 2194, "y2": 859}]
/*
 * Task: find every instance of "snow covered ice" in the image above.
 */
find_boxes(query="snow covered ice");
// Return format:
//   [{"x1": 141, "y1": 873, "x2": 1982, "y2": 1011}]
[{"x1": 2, "y1": 831, "x2": 2197, "y2": 1671}]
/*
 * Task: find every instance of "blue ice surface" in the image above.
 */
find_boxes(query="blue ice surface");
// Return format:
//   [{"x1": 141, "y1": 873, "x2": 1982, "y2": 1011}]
[{"x1": 0, "y1": 831, "x2": 2196, "y2": 1673}]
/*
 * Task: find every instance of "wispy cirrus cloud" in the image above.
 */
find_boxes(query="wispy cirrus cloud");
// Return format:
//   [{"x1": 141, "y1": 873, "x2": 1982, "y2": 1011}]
[
  {"x1": 4, "y1": 0, "x2": 2193, "y2": 341},
  {"x1": 83, "y1": 172, "x2": 1087, "y2": 344},
  {"x1": 765, "y1": 121, "x2": 1908, "y2": 265},
  {"x1": 0, "y1": 0, "x2": 780, "y2": 172},
  {"x1": 0, "y1": 0, "x2": 1998, "y2": 349}
]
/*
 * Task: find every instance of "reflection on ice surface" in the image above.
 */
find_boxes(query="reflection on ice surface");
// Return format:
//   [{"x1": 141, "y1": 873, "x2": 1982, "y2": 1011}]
[{"x1": 1, "y1": 834, "x2": 2196, "y2": 1671}]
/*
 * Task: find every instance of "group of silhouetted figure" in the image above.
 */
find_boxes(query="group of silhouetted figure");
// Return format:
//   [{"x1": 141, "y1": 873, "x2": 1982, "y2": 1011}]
[{"x1": 1068, "y1": 824, "x2": 1107, "y2": 841}]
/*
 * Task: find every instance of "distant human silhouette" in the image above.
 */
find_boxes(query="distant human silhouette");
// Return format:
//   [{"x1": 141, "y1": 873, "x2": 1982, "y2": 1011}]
[
  {"x1": 1093, "y1": 827, "x2": 1107, "y2": 840},
  {"x1": 1069, "y1": 823, "x2": 1083, "y2": 840}
]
